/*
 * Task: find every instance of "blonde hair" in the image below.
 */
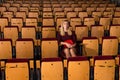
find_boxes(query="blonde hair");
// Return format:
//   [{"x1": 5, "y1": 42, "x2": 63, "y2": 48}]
[{"x1": 60, "y1": 20, "x2": 72, "y2": 36}]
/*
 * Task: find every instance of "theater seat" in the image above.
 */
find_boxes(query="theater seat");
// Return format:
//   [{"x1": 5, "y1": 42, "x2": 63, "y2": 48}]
[
  {"x1": 82, "y1": 37, "x2": 99, "y2": 56},
  {"x1": 102, "y1": 37, "x2": 118, "y2": 56},
  {"x1": 42, "y1": 26, "x2": 56, "y2": 38},
  {"x1": 0, "y1": 18, "x2": 8, "y2": 32},
  {"x1": 5, "y1": 59, "x2": 30, "y2": 80},
  {"x1": 68, "y1": 56, "x2": 90, "y2": 80},
  {"x1": 75, "y1": 25, "x2": 88, "y2": 42},
  {"x1": 4, "y1": 26, "x2": 18, "y2": 46},
  {"x1": 16, "y1": 39, "x2": 34, "y2": 59},
  {"x1": 0, "y1": 39, "x2": 12, "y2": 59},
  {"x1": 41, "y1": 38, "x2": 58, "y2": 58},
  {"x1": 41, "y1": 58, "x2": 63, "y2": 80},
  {"x1": 94, "y1": 56, "x2": 115, "y2": 80}
]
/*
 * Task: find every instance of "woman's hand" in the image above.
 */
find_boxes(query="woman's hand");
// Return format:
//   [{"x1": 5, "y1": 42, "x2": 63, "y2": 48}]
[
  {"x1": 60, "y1": 42, "x2": 75, "y2": 48},
  {"x1": 65, "y1": 43, "x2": 72, "y2": 48}
]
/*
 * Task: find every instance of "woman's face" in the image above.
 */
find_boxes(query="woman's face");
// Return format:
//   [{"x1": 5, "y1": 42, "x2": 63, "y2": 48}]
[{"x1": 62, "y1": 21, "x2": 69, "y2": 30}]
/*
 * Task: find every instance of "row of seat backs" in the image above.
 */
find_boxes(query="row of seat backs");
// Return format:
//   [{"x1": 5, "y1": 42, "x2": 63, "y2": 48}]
[
  {"x1": 1, "y1": 15, "x2": 120, "y2": 32},
  {"x1": 0, "y1": 36, "x2": 119, "y2": 59},
  {"x1": 1, "y1": 24, "x2": 120, "y2": 42},
  {"x1": 1, "y1": 55, "x2": 119, "y2": 80}
]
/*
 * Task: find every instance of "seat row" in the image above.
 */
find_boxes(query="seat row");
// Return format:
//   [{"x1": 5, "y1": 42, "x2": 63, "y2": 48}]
[
  {"x1": 0, "y1": 56, "x2": 120, "y2": 80},
  {"x1": 1, "y1": 11, "x2": 120, "y2": 31},
  {"x1": 1, "y1": 24, "x2": 120, "y2": 41},
  {"x1": 0, "y1": 36, "x2": 120, "y2": 60},
  {"x1": 3, "y1": 0, "x2": 114, "y2": 8}
]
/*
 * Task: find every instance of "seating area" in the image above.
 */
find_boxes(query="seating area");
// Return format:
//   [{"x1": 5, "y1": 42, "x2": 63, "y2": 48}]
[{"x1": 0, "y1": 0, "x2": 120, "y2": 80}]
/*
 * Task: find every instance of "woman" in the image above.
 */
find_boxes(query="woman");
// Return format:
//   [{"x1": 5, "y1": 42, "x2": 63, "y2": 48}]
[{"x1": 57, "y1": 20, "x2": 77, "y2": 58}]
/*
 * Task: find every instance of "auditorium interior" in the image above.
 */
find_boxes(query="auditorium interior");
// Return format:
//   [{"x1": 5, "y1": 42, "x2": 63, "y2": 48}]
[{"x1": 0, "y1": 0, "x2": 120, "y2": 80}]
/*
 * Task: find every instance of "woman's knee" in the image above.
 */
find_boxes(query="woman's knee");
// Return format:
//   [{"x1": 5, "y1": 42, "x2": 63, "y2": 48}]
[
  {"x1": 64, "y1": 48, "x2": 70, "y2": 53},
  {"x1": 64, "y1": 48, "x2": 70, "y2": 58},
  {"x1": 70, "y1": 48, "x2": 76, "y2": 56}
]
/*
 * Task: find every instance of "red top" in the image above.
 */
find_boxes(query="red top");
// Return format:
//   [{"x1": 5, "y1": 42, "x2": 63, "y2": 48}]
[{"x1": 57, "y1": 31, "x2": 76, "y2": 47}]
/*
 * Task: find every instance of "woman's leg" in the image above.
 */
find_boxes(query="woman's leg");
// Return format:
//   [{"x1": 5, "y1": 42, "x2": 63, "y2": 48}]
[
  {"x1": 64, "y1": 48, "x2": 70, "y2": 58},
  {"x1": 70, "y1": 48, "x2": 76, "y2": 57}
]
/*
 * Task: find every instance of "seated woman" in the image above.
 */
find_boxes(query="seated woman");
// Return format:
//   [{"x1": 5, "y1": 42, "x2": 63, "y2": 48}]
[{"x1": 57, "y1": 20, "x2": 77, "y2": 59}]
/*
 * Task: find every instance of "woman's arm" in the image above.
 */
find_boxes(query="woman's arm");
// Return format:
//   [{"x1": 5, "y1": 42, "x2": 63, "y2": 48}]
[
  {"x1": 71, "y1": 43, "x2": 76, "y2": 48},
  {"x1": 60, "y1": 42, "x2": 73, "y2": 48}
]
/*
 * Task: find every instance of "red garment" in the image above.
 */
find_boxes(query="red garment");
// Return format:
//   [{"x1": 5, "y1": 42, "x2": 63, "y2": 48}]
[
  {"x1": 64, "y1": 39, "x2": 74, "y2": 48},
  {"x1": 57, "y1": 31, "x2": 76, "y2": 47}
]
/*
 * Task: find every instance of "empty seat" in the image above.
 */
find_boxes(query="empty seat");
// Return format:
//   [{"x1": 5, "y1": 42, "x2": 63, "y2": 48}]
[
  {"x1": 53, "y1": 7, "x2": 63, "y2": 12},
  {"x1": 41, "y1": 38, "x2": 58, "y2": 58},
  {"x1": 96, "y1": 7, "x2": 106, "y2": 12},
  {"x1": 81, "y1": 3, "x2": 89, "y2": 11},
  {"x1": 5, "y1": 59, "x2": 30, "y2": 80},
  {"x1": 16, "y1": 39, "x2": 34, "y2": 59},
  {"x1": 41, "y1": 58, "x2": 63, "y2": 80},
  {"x1": 3, "y1": 11, "x2": 14, "y2": 22},
  {"x1": 114, "y1": 11, "x2": 120, "y2": 17},
  {"x1": 8, "y1": 7, "x2": 18, "y2": 15},
  {"x1": 92, "y1": 11, "x2": 102, "y2": 22},
  {"x1": 54, "y1": 11, "x2": 65, "y2": 22},
  {"x1": 91, "y1": 25, "x2": 104, "y2": 43},
  {"x1": 0, "y1": 18, "x2": 8, "y2": 32},
  {"x1": 42, "y1": 26, "x2": 56, "y2": 38},
  {"x1": 62, "y1": 4, "x2": 70, "y2": 8},
  {"x1": 110, "y1": 25, "x2": 120, "y2": 38},
  {"x1": 74, "y1": 7, "x2": 83, "y2": 14},
  {"x1": 71, "y1": 3, "x2": 79, "y2": 9},
  {"x1": 64, "y1": 7, "x2": 73, "y2": 15},
  {"x1": 21, "y1": 26, "x2": 40, "y2": 46},
  {"x1": 0, "y1": 6, "x2": 7, "y2": 15},
  {"x1": 82, "y1": 37, "x2": 99, "y2": 56},
  {"x1": 22, "y1": 3, "x2": 30, "y2": 8},
  {"x1": 103, "y1": 11, "x2": 113, "y2": 20},
  {"x1": 42, "y1": 11, "x2": 53, "y2": 18},
  {"x1": 11, "y1": 3, "x2": 21, "y2": 9},
  {"x1": 43, "y1": 3, "x2": 51, "y2": 7},
  {"x1": 99, "y1": 17, "x2": 111, "y2": 30},
  {"x1": 107, "y1": 3, "x2": 116, "y2": 7},
  {"x1": 11, "y1": 18, "x2": 23, "y2": 32},
  {"x1": 112, "y1": 17, "x2": 120, "y2": 25},
  {"x1": 43, "y1": 7, "x2": 52, "y2": 12},
  {"x1": 28, "y1": 11, "x2": 39, "y2": 19},
  {"x1": 115, "y1": 7, "x2": 120, "y2": 11},
  {"x1": 19, "y1": 7, "x2": 29, "y2": 15},
  {"x1": 86, "y1": 7, "x2": 96, "y2": 16},
  {"x1": 0, "y1": 39, "x2": 12, "y2": 59},
  {"x1": 94, "y1": 56, "x2": 115, "y2": 80},
  {"x1": 4, "y1": 26, "x2": 18, "y2": 46},
  {"x1": 25, "y1": 18, "x2": 38, "y2": 30},
  {"x1": 16, "y1": 11, "x2": 26, "y2": 23},
  {"x1": 2, "y1": 3, "x2": 11, "y2": 9},
  {"x1": 78, "y1": 11, "x2": 88, "y2": 22},
  {"x1": 66, "y1": 11, "x2": 77, "y2": 20},
  {"x1": 84, "y1": 17, "x2": 95, "y2": 30},
  {"x1": 29, "y1": 7, "x2": 40, "y2": 13},
  {"x1": 98, "y1": 3, "x2": 107, "y2": 7},
  {"x1": 90, "y1": 3, "x2": 98, "y2": 7},
  {"x1": 68, "y1": 57, "x2": 90, "y2": 80},
  {"x1": 21, "y1": 26, "x2": 36, "y2": 40},
  {"x1": 70, "y1": 17, "x2": 82, "y2": 31},
  {"x1": 52, "y1": 3, "x2": 61, "y2": 8},
  {"x1": 42, "y1": 18, "x2": 54, "y2": 26},
  {"x1": 75, "y1": 25, "x2": 88, "y2": 42},
  {"x1": 102, "y1": 37, "x2": 118, "y2": 56},
  {"x1": 105, "y1": 7, "x2": 115, "y2": 11}
]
